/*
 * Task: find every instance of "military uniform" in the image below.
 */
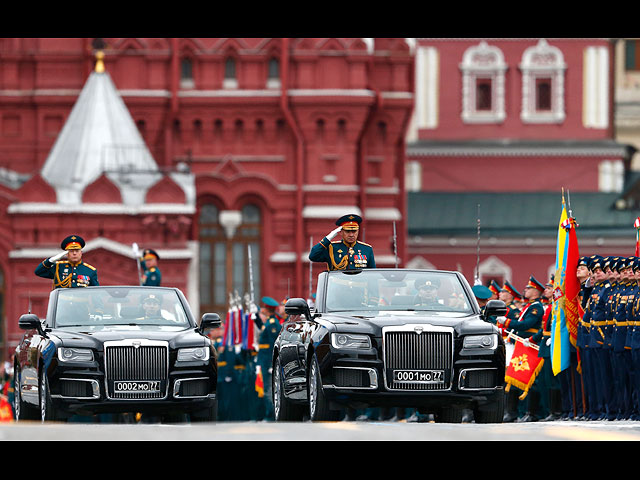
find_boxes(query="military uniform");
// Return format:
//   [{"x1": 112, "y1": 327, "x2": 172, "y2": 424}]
[
  {"x1": 501, "y1": 281, "x2": 523, "y2": 324},
  {"x1": 35, "y1": 235, "x2": 99, "y2": 289},
  {"x1": 309, "y1": 214, "x2": 376, "y2": 270},
  {"x1": 256, "y1": 296, "x2": 282, "y2": 420},
  {"x1": 140, "y1": 248, "x2": 162, "y2": 286},
  {"x1": 628, "y1": 258, "x2": 640, "y2": 419},
  {"x1": 501, "y1": 276, "x2": 545, "y2": 422}
]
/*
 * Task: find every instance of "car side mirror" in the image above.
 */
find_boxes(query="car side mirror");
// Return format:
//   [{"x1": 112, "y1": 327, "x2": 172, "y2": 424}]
[
  {"x1": 484, "y1": 299, "x2": 508, "y2": 319},
  {"x1": 285, "y1": 298, "x2": 311, "y2": 319},
  {"x1": 18, "y1": 313, "x2": 46, "y2": 336},
  {"x1": 200, "y1": 313, "x2": 222, "y2": 332}
]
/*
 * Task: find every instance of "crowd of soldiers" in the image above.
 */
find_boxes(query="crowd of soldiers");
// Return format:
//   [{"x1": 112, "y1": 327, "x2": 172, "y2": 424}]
[{"x1": 473, "y1": 254, "x2": 640, "y2": 422}]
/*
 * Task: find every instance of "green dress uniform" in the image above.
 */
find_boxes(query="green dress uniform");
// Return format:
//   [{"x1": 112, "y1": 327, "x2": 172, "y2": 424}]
[
  {"x1": 34, "y1": 235, "x2": 99, "y2": 289},
  {"x1": 140, "y1": 248, "x2": 161, "y2": 286},
  {"x1": 309, "y1": 214, "x2": 376, "y2": 270},
  {"x1": 256, "y1": 297, "x2": 282, "y2": 420}
]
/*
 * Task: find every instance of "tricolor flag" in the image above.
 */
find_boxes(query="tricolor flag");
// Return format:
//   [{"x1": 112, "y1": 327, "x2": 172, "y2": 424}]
[{"x1": 550, "y1": 193, "x2": 581, "y2": 375}]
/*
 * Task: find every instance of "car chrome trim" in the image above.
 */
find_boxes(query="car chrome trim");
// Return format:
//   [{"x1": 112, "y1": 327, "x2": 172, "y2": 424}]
[
  {"x1": 330, "y1": 366, "x2": 378, "y2": 390},
  {"x1": 458, "y1": 368, "x2": 501, "y2": 391},
  {"x1": 382, "y1": 324, "x2": 455, "y2": 392},
  {"x1": 104, "y1": 339, "x2": 169, "y2": 401},
  {"x1": 173, "y1": 377, "x2": 211, "y2": 399},
  {"x1": 51, "y1": 378, "x2": 101, "y2": 400}
]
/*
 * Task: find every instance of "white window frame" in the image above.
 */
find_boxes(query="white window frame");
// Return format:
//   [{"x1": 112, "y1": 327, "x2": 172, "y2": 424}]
[
  {"x1": 520, "y1": 39, "x2": 567, "y2": 124},
  {"x1": 460, "y1": 41, "x2": 507, "y2": 124}
]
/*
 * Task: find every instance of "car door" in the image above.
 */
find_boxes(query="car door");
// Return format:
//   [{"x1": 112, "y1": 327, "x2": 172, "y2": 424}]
[{"x1": 17, "y1": 328, "x2": 40, "y2": 406}]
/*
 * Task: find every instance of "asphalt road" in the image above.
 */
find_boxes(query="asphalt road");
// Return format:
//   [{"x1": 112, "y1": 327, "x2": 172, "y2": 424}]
[{"x1": 2, "y1": 419, "x2": 640, "y2": 441}]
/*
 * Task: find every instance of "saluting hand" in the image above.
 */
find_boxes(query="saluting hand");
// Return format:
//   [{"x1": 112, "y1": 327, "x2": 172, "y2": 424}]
[{"x1": 326, "y1": 226, "x2": 342, "y2": 241}]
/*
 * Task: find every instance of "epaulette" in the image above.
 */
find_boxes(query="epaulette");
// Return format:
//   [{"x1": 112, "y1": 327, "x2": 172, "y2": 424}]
[
  {"x1": 55, "y1": 260, "x2": 69, "y2": 264},
  {"x1": 357, "y1": 241, "x2": 372, "y2": 247},
  {"x1": 150, "y1": 267, "x2": 156, "y2": 272},
  {"x1": 83, "y1": 262, "x2": 97, "y2": 271}
]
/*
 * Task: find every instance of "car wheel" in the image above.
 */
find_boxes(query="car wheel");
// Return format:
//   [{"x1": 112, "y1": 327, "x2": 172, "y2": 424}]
[
  {"x1": 308, "y1": 355, "x2": 340, "y2": 422},
  {"x1": 473, "y1": 387, "x2": 505, "y2": 423},
  {"x1": 39, "y1": 373, "x2": 62, "y2": 422},
  {"x1": 13, "y1": 368, "x2": 37, "y2": 421},
  {"x1": 273, "y1": 356, "x2": 306, "y2": 422}
]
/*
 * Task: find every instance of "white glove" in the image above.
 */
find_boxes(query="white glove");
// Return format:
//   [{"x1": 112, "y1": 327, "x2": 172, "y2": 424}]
[
  {"x1": 326, "y1": 226, "x2": 342, "y2": 240},
  {"x1": 132, "y1": 242, "x2": 140, "y2": 257},
  {"x1": 48, "y1": 251, "x2": 67, "y2": 263},
  {"x1": 546, "y1": 338, "x2": 551, "y2": 346},
  {"x1": 496, "y1": 316, "x2": 506, "y2": 325},
  {"x1": 523, "y1": 338, "x2": 531, "y2": 347}
]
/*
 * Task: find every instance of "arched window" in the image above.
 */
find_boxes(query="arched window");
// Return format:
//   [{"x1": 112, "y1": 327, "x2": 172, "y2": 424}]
[
  {"x1": 224, "y1": 57, "x2": 238, "y2": 89},
  {"x1": 198, "y1": 204, "x2": 226, "y2": 315},
  {"x1": 181, "y1": 57, "x2": 194, "y2": 89},
  {"x1": 267, "y1": 57, "x2": 280, "y2": 89},
  {"x1": 520, "y1": 39, "x2": 566, "y2": 124},
  {"x1": 460, "y1": 41, "x2": 507, "y2": 123}
]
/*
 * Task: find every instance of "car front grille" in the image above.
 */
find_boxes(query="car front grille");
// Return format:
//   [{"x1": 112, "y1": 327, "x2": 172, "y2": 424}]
[
  {"x1": 383, "y1": 325, "x2": 454, "y2": 391},
  {"x1": 104, "y1": 340, "x2": 169, "y2": 400}
]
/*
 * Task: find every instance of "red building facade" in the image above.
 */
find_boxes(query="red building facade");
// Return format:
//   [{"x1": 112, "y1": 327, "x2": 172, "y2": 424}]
[
  {"x1": 0, "y1": 38, "x2": 414, "y2": 360},
  {"x1": 406, "y1": 38, "x2": 635, "y2": 291}
]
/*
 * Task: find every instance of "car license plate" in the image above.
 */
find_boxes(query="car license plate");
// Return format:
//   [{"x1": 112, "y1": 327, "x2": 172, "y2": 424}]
[
  {"x1": 393, "y1": 370, "x2": 444, "y2": 384},
  {"x1": 114, "y1": 381, "x2": 161, "y2": 393}
]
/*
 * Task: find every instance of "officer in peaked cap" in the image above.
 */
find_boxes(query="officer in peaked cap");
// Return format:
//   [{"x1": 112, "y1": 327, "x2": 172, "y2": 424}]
[
  {"x1": 414, "y1": 278, "x2": 442, "y2": 307},
  {"x1": 499, "y1": 281, "x2": 522, "y2": 323},
  {"x1": 499, "y1": 275, "x2": 545, "y2": 422},
  {"x1": 35, "y1": 235, "x2": 99, "y2": 289},
  {"x1": 309, "y1": 213, "x2": 376, "y2": 271},
  {"x1": 488, "y1": 280, "x2": 501, "y2": 299},
  {"x1": 140, "y1": 248, "x2": 162, "y2": 286},
  {"x1": 256, "y1": 296, "x2": 282, "y2": 420}
]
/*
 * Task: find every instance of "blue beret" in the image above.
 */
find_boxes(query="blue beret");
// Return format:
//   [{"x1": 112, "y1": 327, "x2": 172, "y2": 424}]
[
  {"x1": 261, "y1": 296, "x2": 279, "y2": 307},
  {"x1": 472, "y1": 285, "x2": 493, "y2": 300}
]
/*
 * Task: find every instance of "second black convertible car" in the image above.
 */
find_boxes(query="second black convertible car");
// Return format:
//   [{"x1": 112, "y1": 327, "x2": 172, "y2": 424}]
[
  {"x1": 272, "y1": 269, "x2": 507, "y2": 423},
  {"x1": 13, "y1": 286, "x2": 221, "y2": 422}
]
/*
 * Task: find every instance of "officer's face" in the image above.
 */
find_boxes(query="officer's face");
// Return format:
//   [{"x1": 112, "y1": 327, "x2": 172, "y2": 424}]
[
  {"x1": 498, "y1": 291, "x2": 513, "y2": 303},
  {"x1": 143, "y1": 301, "x2": 160, "y2": 316},
  {"x1": 576, "y1": 265, "x2": 589, "y2": 281},
  {"x1": 145, "y1": 257, "x2": 157, "y2": 268},
  {"x1": 419, "y1": 286, "x2": 437, "y2": 300},
  {"x1": 67, "y1": 249, "x2": 82, "y2": 263},
  {"x1": 341, "y1": 228, "x2": 358, "y2": 244}
]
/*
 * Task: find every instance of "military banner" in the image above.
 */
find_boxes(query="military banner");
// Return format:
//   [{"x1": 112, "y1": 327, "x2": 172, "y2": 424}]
[
  {"x1": 505, "y1": 336, "x2": 544, "y2": 400},
  {"x1": 550, "y1": 194, "x2": 580, "y2": 375}
]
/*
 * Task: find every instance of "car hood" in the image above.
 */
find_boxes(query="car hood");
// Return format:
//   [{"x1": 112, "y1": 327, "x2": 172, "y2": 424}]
[
  {"x1": 50, "y1": 324, "x2": 206, "y2": 350},
  {"x1": 319, "y1": 310, "x2": 496, "y2": 337}
]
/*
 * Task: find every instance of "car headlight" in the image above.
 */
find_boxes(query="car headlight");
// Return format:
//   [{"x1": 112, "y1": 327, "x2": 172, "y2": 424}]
[
  {"x1": 463, "y1": 334, "x2": 498, "y2": 349},
  {"x1": 331, "y1": 333, "x2": 371, "y2": 350},
  {"x1": 177, "y1": 347, "x2": 210, "y2": 362},
  {"x1": 58, "y1": 347, "x2": 94, "y2": 363}
]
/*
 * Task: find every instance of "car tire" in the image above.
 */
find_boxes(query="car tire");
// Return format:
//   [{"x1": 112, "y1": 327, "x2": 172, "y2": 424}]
[
  {"x1": 473, "y1": 387, "x2": 505, "y2": 424},
  {"x1": 273, "y1": 356, "x2": 306, "y2": 421},
  {"x1": 13, "y1": 368, "x2": 38, "y2": 421},
  {"x1": 308, "y1": 355, "x2": 340, "y2": 422},
  {"x1": 39, "y1": 373, "x2": 63, "y2": 422}
]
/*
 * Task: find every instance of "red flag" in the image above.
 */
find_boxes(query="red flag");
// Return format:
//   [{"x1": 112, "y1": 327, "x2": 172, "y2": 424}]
[
  {"x1": 255, "y1": 366, "x2": 264, "y2": 398},
  {"x1": 635, "y1": 218, "x2": 640, "y2": 256},
  {"x1": 0, "y1": 396, "x2": 13, "y2": 422},
  {"x1": 565, "y1": 218, "x2": 580, "y2": 351},
  {"x1": 505, "y1": 339, "x2": 545, "y2": 400}
]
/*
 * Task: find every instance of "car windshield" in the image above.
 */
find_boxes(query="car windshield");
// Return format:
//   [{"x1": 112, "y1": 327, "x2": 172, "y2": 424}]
[
  {"x1": 325, "y1": 270, "x2": 474, "y2": 314},
  {"x1": 53, "y1": 287, "x2": 191, "y2": 328}
]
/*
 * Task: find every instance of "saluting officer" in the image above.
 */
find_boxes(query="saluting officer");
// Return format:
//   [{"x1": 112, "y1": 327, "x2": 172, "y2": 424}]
[
  {"x1": 140, "y1": 248, "x2": 162, "y2": 286},
  {"x1": 309, "y1": 214, "x2": 375, "y2": 270},
  {"x1": 499, "y1": 281, "x2": 523, "y2": 324},
  {"x1": 35, "y1": 235, "x2": 99, "y2": 289}
]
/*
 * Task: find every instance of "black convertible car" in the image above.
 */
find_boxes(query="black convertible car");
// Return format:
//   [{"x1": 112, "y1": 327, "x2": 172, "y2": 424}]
[
  {"x1": 13, "y1": 286, "x2": 221, "y2": 422},
  {"x1": 272, "y1": 269, "x2": 507, "y2": 423}
]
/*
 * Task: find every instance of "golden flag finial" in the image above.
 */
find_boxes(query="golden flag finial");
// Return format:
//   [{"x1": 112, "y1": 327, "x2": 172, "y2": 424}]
[{"x1": 95, "y1": 50, "x2": 105, "y2": 73}]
